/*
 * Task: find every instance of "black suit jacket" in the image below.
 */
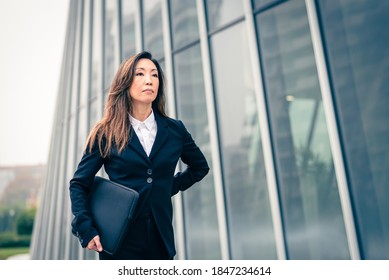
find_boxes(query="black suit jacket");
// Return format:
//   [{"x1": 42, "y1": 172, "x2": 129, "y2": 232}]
[{"x1": 69, "y1": 113, "x2": 209, "y2": 258}]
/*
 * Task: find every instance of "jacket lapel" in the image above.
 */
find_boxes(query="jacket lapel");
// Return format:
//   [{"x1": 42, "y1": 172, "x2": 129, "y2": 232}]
[
  {"x1": 149, "y1": 114, "x2": 169, "y2": 160},
  {"x1": 128, "y1": 128, "x2": 150, "y2": 162},
  {"x1": 127, "y1": 113, "x2": 169, "y2": 161}
]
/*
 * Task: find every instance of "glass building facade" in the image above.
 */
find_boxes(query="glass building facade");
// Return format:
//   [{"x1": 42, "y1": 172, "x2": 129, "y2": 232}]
[{"x1": 30, "y1": 0, "x2": 389, "y2": 260}]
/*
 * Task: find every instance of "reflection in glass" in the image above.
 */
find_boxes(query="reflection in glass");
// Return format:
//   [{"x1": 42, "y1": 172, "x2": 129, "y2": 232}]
[
  {"x1": 206, "y1": 0, "x2": 244, "y2": 32},
  {"x1": 211, "y1": 22, "x2": 276, "y2": 259},
  {"x1": 252, "y1": 0, "x2": 274, "y2": 10},
  {"x1": 256, "y1": 0, "x2": 349, "y2": 259},
  {"x1": 174, "y1": 46, "x2": 221, "y2": 259},
  {"x1": 318, "y1": 0, "x2": 389, "y2": 259},
  {"x1": 143, "y1": 0, "x2": 164, "y2": 59},
  {"x1": 170, "y1": 0, "x2": 199, "y2": 50},
  {"x1": 121, "y1": 0, "x2": 136, "y2": 58}
]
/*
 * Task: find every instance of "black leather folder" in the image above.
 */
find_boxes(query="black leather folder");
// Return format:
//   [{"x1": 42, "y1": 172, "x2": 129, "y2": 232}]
[{"x1": 89, "y1": 176, "x2": 139, "y2": 255}]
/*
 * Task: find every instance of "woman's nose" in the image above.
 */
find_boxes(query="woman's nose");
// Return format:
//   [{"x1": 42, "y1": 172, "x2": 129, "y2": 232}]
[{"x1": 145, "y1": 74, "x2": 152, "y2": 84}]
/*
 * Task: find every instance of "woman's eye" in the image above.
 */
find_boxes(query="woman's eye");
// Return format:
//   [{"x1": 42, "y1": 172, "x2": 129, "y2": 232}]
[
  {"x1": 136, "y1": 72, "x2": 144, "y2": 76},
  {"x1": 153, "y1": 74, "x2": 158, "y2": 78}
]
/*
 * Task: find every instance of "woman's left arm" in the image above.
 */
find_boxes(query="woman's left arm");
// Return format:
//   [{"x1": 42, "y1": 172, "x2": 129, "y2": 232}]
[{"x1": 172, "y1": 121, "x2": 210, "y2": 196}]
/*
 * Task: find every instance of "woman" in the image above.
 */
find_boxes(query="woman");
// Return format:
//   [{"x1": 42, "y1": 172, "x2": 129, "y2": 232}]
[{"x1": 69, "y1": 51, "x2": 209, "y2": 260}]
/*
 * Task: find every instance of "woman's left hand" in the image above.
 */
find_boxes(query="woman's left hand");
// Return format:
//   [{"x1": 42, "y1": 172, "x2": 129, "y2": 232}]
[{"x1": 87, "y1": 235, "x2": 103, "y2": 252}]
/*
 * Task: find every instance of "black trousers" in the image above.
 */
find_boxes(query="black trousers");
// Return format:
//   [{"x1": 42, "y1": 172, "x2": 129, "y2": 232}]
[{"x1": 99, "y1": 210, "x2": 170, "y2": 260}]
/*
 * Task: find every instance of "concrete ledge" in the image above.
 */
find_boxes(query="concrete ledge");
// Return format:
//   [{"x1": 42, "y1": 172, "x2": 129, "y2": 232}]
[{"x1": 7, "y1": 254, "x2": 30, "y2": 260}]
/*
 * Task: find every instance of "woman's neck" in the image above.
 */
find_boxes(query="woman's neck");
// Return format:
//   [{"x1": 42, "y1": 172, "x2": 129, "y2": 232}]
[{"x1": 131, "y1": 104, "x2": 152, "y2": 122}]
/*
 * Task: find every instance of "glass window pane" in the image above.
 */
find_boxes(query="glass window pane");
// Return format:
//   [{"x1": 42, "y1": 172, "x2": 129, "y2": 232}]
[
  {"x1": 158, "y1": 61, "x2": 172, "y2": 114},
  {"x1": 174, "y1": 45, "x2": 221, "y2": 259},
  {"x1": 121, "y1": 0, "x2": 136, "y2": 58},
  {"x1": 143, "y1": 0, "x2": 164, "y2": 59},
  {"x1": 170, "y1": 0, "x2": 199, "y2": 50},
  {"x1": 79, "y1": 0, "x2": 91, "y2": 107},
  {"x1": 70, "y1": 1, "x2": 83, "y2": 113},
  {"x1": 57, "y1": 120, "x2": 71, "y2": 258},
  {"x1": 89, "y1": 98, "x2": 99, "y2": 130},
  {"x1": 253, "y1": 0, "x2": 275, "y2": 10},
  {"x1": 104, "y1": 0, "x2": 120, "y2": 92},
  {"x1": 210, "y1": 22, "x2": 277, "y2": 259},
  {"x1": 318, "y1": 0, "x2": 389, "y2": 259},
  {"x1": 206, "y1": 0, "x2": 244, "y2": 33},
  {"x1": 256, "y1": 0, "x2": 349, "y2": 259},
  {"x1": 77, "y1": 107, "x2": 87, "y2": 157},
  {"x1": 65, "y1": 115, "x2": 77, "y2": 259}
]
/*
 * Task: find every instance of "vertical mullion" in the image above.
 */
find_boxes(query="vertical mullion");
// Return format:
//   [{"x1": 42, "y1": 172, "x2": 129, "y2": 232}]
[
  {"x1": 64, "y1": 0, "x2": 84, "y2": 260},
  {"x1": 243, "y1": 0, "x2": 287, "y2": 260},
  {"x1": 30, "y1": 0, "x2": 74, "y2": 259},
  {"x1": 100, "y1": 0, "x2": 106, "y2": 117},
  {"x1": 161, "y1": 0, "x2": 175, "y2": 119},
  {"x1": 48, "y1": 0, "x2": 82, "y2": 259},
  {"x1": 135, "y1": 0, "x2": 143, "y2": 52},
  {"x1": 87, "y1": 0, "x2": 94, "y2": 131},
  {"x1": 161, "y1": 0, "x2": 187, "y2": 260},
  {"x1": 114, "y1": 0, "x2": 121, "y2": 68},
  {"x1": 196, "y1": 0, "x2": 230, "y2": 260},
  {"x1": 117, "y1": 0, "x2": 123, "y2": 61},
  {"x1": 305, "y1": 0, "x2": 360, "y2": 260},
  {"x1": 72, "y1": 0, "x2": 86, "y2": 259}
]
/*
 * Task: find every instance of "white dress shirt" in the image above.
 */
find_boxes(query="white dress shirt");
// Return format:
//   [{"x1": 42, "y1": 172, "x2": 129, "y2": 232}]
[{"x1": 129, "y1": 111, "x2": 157, "y2": 157}]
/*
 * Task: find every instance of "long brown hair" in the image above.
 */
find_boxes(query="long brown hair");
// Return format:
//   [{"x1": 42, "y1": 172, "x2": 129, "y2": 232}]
[{"x1": 85, "y1": 51, "x2": 167, "y2": 157}]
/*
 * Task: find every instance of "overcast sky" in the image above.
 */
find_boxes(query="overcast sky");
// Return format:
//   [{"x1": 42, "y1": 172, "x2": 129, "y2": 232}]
[{"x1": 0, "y1": 0, "x2": 70, "y2": 166}]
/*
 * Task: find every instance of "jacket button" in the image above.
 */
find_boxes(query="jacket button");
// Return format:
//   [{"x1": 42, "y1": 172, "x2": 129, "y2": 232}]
[
  {"x1": 147, "y1": 178, "x2": 153, "y2": 183},
  {"x1": 147, "y1": 169, "x2": 152, "y2": 175}
]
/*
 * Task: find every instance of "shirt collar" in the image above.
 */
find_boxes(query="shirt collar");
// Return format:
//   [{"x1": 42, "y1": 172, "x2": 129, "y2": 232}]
[{"x1": 129, "y1": 110, "x2": 155, "y2": 131}]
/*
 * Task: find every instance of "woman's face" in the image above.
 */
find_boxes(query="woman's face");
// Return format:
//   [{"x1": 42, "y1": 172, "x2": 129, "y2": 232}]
[{"x1": 129, "y1": 58, "x2": 159, "y2": 107}]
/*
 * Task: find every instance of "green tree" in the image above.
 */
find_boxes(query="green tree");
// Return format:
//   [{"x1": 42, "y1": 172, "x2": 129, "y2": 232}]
[{"x1": 16, "y1": 207, "x2": 36, "y2": 235}]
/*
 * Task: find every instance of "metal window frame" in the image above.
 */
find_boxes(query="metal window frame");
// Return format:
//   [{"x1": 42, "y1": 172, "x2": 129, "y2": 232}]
[
  {"x1": 243, "y1": 0, "x2": 287, "y2": 260},
  {"x1": 196, "y1": 0, "x2": 230, "y2": 260},
  {"x1": 30, "y1": 0, "x2": 76, "y2": 259},
  {"x1": 305, "y1": 0, "x2": 360, "y2": 260},
  {"x1": 161, "y1": 0, "x2": 189, "y2": 260}
]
